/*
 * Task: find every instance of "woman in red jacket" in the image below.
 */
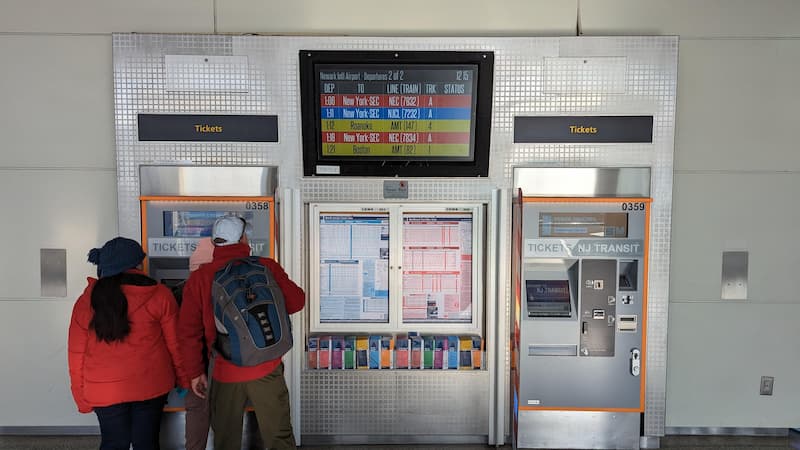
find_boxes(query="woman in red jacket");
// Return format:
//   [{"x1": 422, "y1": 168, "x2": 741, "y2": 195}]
[{"x1": 68, "y1": 237, "x2": 186, "y2": 450}]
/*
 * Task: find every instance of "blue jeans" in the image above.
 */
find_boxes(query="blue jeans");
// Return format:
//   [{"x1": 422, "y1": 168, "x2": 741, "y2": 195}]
[{"x1": 94, "y1": 395, "x2": 167, "y2": 450}]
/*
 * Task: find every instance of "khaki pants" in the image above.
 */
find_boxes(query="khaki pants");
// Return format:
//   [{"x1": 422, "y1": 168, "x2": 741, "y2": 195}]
[{"x1": 209, "y1": 363, "x2": 296, "y2": 450}]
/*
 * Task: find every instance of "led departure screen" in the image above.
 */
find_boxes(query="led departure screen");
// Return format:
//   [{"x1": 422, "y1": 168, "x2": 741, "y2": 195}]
[
  {"x1": 300, "y1": 51, "x2": 494, "y2": 177},
  {"x1": 316, "y1": 64, "x2": 478, "y2": 160}
]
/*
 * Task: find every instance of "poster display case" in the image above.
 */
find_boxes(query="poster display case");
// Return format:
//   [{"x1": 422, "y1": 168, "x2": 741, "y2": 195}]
[{"x1": 309, "y1": 203, "x2": 483, "y2": 335}]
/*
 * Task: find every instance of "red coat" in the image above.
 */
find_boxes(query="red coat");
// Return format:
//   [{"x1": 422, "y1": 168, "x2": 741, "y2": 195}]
[
  {"x1": 178, "y1": 243, "x2": 305, "y2": 383},
  {"x1": 67, "y1": 270, "x2": 186, "y2": 413}
]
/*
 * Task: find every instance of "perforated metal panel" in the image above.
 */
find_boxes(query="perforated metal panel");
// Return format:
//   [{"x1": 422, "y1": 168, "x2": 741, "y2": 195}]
[
  {"x1": 301, "y1": 371, "x2": 489, "y2": 435},
  {"x1": 114, "y1": 35, "x2": 677, "y2": 441}
]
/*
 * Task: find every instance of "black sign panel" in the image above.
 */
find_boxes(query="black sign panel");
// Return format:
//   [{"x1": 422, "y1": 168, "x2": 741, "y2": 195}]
[
  {"x1": 514, "y1": 116, "x2": 653, "y2": 143},
  {"x1": 138, "y1": 114, "x2": 278, "y2": 142}
]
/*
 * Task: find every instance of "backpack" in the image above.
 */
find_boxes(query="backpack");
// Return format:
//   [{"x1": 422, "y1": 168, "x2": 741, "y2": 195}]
[{"x1": 211, "y1": 257, "x2": 293, "y2": 366}]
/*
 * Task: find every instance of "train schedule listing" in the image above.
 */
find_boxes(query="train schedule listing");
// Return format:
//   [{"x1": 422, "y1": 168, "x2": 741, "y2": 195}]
[{"x1": 316, "y1": 65, "x2": 478, "y2": 159}]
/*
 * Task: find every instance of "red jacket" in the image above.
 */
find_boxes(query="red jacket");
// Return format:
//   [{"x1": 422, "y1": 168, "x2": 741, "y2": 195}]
[
  {"x1": 178, "y1": 243, "x2": 305, "y2": 383},
  {"x1": 67, "y1": 270, "x2": 186, "y2": 413}
]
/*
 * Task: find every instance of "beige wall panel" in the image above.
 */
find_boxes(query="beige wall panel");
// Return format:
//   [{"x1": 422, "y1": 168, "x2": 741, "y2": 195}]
[
  {"x1": 674, "y1": 39, "x2": 800, "y2": 172},
  {"x1": 666, "y1": 302, "x2": 800, "y2": 427},
  {"x1": 580, "y1": 0, "x2": 800, "y2": 37},
  {"x1": 0, "y1": 0, "x2": 213, "y2": 33},
  {"x1": 216, "y1": 0, "x2": 578, "y2": 35},
  {"x1": 0, "y1": 170, "x2": 118, "y2": 300},
  {"x1": 0, "y1": 301, "x2": 99, "y2": 426},
  {"x1": 670, "y1": 173, "x2": 800, "y2": 303},
  {"x1": 0, "y1": 35, "x2": 114, "y2": 169}
]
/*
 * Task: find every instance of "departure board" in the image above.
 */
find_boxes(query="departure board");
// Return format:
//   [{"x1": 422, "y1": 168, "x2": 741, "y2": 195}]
[
  {"x1": 300, "y1": 51, "x2": 494, "y2": 177},
  {"x1": 316, "y1": 64, "x2": 478, "y2": 160}
]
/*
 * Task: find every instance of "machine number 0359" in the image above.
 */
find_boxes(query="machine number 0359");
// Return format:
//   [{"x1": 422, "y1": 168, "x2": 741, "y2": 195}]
[
  {"x1": 245, "y1": 201, "x2": 270, "y2": 210},
  {"x1": 621, "y1": 202, "x2": 646, "y2": 211}
]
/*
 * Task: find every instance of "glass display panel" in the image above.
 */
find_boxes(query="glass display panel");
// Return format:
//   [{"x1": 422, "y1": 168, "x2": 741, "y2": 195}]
[
  {"x1": 318, "y1": 214, "x2": 390, "y2": 323},
  {"x1": 539, "y1": 212, "x2": 628, "y2": 238},
  {"x1": 163, "y1": 210, "x2": 259, "y2": 237},
  {"x1": 402, "y1": 213, "x2": 473, "y2": 323}
]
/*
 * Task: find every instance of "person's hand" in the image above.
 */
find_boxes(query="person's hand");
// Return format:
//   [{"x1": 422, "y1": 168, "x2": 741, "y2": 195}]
[{"x1": 191, "y1": 374, "x2": 208, "y2": 399}]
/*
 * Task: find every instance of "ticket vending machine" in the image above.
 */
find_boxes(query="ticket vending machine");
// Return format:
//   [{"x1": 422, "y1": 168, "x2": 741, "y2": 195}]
[
  {"x1": 512, "y1": 167, "x2": 650, "y2": 450},
  {"x1": 139, "y1": 166, "x2": 277, "y2": 286},
  {"x1": 137, "y1": 165, "x2": 278, "y2": 447}
]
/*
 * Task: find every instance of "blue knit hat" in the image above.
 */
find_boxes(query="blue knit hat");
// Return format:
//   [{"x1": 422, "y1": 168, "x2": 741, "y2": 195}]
[{"x1": 87, "y1": 237, "x2": 146, "y2": 278}]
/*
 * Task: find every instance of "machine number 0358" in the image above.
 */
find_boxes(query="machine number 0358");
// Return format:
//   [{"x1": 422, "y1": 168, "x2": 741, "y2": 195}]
[
  {"x1": 621, "y1": 202, "x2": 646, "y2": 211},
  {"x1": 245, "y1": 201, "x2": 270, "y2": 210}
]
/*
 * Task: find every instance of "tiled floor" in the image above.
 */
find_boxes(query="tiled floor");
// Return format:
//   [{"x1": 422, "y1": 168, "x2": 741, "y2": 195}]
[{"x1": 0, "y1": 433, "x2": 798, "y2": 450}]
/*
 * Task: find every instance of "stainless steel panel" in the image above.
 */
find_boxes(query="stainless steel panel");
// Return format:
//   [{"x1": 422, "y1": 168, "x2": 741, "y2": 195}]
[
  {"x1": 40, "y1": 249, "x2": 66, "y2": 297},
  {"x1": 139, "y1": 165, "x2": 277, "y2": 196},
  {"x1": 543, "y1": 57, "x2": 628, "y2": 94},
  {"x1": 301, "y1": 370, "x2": 489, "y2": 436},
  {"x1": 516, "y1": 410, "x2": 640, "y2": 449},
  {"x1": 640, "y1": 436, "x2": 661, "y2": 448},
  {"x1": 165, "y1": 55, "x2": 250, "y2": 93},
  {"x1": 580, "y1": 259, "x2": 617, "y2": 357},
  {"x1": 159, "y1": 411, "x2": 261, "y2": 450},
  {"x1": 665, "y1": 427, "x2": 790, "y2": 436},
  {"x1": 721, "y1": 251, "x2": 748, "y2": 300},
  {"x1": 514, "y1": 167, "x2": 651, "y2": 197},
  {"x1": 302, "y1": 434, "x2": 487, "y2": 445},
  {"x1": 528, "y1": 344, "x2": 577, "y2": 356}
]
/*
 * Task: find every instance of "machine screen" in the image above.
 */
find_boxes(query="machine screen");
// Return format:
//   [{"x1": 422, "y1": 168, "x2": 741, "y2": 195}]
[
  {"x1": 163, "y1": 210, "x2": 256, "y2": 237},
  {"x1": 525, "y1": 279, "x2": 571, "y2": 317}
]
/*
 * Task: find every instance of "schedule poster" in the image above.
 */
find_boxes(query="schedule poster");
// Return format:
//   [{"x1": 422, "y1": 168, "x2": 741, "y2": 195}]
[
  {"x1": 318, "y1": 214, "x2": 390, "y2": 323},
  {"x1": 402, "y1": 214, "x2": 473, "y2": 322},
  {"x1": 316, "y1": 64, "x2": 478, "y2": 160}
]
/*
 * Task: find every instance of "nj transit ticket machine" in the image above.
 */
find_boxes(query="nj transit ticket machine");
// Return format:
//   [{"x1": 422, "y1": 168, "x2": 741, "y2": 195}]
[
  {"x1": 511, "y1": 167, "x2": 650, "y2": 450},
  {"x1": 138, "y1": 165, "x2": 277, "y2": 415},
  {"x1": 139, "y1": 166, "x2": 276, "y2": 288}
]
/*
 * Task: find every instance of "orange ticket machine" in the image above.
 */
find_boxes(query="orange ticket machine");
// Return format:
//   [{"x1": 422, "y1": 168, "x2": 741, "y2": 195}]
[{"x1": 511, "y1": 167, "x2": 650, "y2": 449}]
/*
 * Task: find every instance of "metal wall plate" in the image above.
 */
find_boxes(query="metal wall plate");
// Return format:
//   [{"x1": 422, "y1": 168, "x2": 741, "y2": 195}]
[
  {"x1": 721, "y1": 251, "x2": 748, "y2": 300},
  {"x1": 139, "y1": 165, "x2": 277, "y2": 196},
  {"x1": 40, "y1": 249, "x2": 67, "y2": 298}
]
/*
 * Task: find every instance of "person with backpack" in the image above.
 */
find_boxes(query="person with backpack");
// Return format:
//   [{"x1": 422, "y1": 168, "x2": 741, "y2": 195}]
[
  {"x1": 68, "y1": 237, "x2": 187, "y2": 450},
  {"x1": 178, "y1": 215, "x2": 305, "y2": 450}
]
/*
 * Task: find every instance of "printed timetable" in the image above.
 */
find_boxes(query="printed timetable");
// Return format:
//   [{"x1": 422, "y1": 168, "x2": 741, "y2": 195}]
[{"x1": 316, "y1": 64, "x2": 478, "y2": 159}]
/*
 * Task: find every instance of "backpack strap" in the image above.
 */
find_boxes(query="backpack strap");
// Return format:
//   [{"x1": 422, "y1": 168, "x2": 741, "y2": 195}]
[{"x1": 216, "y1": 256, "x2": 262, "y2": 278}]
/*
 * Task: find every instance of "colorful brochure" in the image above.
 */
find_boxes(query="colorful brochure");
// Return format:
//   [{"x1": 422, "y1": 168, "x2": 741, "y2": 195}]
[
  {"x1": 307, "y1": 336, "x2": 319, "y2": 369},
  {"x1": 356, "y1": 336, "x2": 369, "y2": 369},
  {"x1": 380, "y1": 336, "x2": 393, "y2": 369},
  {"x1": 368, "y1": 335, "x2": 381, "y2": 369},
  {"x1": 343, "y1": 336, "x2": 356, "y2": 369},
  {"x1": 331, "y1": 335, "x2": 344, "y2": 369},
  {"x1": 394, "y1": 334, "x2": 410, "y2": 369}
]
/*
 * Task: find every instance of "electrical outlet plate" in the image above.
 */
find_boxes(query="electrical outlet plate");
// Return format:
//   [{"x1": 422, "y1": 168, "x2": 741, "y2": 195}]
[{"x1": 760, "y1": 376, "x2": 774, "y2": 396}]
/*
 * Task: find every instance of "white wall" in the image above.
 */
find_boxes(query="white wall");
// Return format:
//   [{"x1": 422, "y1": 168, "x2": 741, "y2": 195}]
[
  {"x1": 1, "y1": 0, "x2": 799, "y2": 430},
  {"x1": 582, "y1": 0, "x2": 800, "y2": 428}
]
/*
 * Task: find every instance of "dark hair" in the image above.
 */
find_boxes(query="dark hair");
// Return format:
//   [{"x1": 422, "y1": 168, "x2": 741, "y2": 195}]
[{"x1": 89, "y1": 272, "x2": 157, "y2": 343}]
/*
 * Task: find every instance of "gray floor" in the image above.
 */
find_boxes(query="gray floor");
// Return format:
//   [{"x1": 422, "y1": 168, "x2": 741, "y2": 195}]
[{"x1": 0, "y1": 433, "x2": 798, "y2": 450}]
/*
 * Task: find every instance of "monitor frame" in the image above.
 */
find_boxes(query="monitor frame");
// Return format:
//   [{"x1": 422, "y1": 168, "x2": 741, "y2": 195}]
[{"x1": 299, "y1": 50, "x2": 494, "y2": 177}]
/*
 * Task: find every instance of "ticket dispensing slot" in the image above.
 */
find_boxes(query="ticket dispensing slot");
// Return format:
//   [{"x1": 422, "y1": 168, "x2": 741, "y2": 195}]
[{"x1": 619, "y1": 259, "x2": 638, "y2": 292}]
